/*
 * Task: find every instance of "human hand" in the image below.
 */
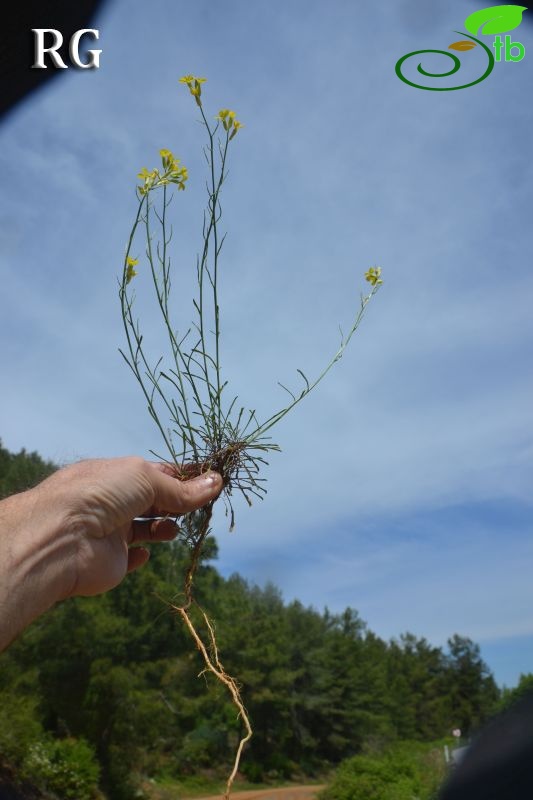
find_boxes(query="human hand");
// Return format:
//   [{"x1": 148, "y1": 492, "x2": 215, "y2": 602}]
[
  {"x1": 0, "y1": 457, "x2": 222, "y2": 651},
  {"x1": 40, "y1": 457, "x2": 223, "y2": 597}
]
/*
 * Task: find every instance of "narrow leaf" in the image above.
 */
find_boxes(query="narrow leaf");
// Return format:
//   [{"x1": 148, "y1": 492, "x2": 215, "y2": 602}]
[
  {"x1": 297, "y1": 368, "x2": 310, "y2": 392},
  {"x1": 278, "y1": 381, "x2": 296, "y2": 401}
]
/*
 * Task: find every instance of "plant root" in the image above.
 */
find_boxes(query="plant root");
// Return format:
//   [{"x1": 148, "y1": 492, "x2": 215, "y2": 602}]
[{"x1": 171, "y1": 496, "x2": 252, "y2": 800}]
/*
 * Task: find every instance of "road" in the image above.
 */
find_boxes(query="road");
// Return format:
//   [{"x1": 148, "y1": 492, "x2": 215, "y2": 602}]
[{"x1": 193, "y1": 785, "x2": 326, "y2": 800}]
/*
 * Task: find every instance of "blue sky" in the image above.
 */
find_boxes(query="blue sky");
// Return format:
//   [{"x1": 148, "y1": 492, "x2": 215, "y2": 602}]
[{"x1": 1, "y1": 0, "x2": 533, "y2": 688}]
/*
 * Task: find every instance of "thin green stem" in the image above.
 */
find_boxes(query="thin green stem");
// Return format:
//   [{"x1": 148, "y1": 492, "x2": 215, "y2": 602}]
[
  {"x1": 200, "y1": 105, "x2": 229, "y2": 443},
  {"x1": 244, "y1": 286, "x2": 381, "y2": 442},
  {"x1": 119, "y1": 298, "x2": 177, "y2": 463},
  {"x1": 147, "y1": 189, "x2": 201, "y2": 460},
  {"x1": 196, "y1": 106, "x2": 230, "y2": 446}
]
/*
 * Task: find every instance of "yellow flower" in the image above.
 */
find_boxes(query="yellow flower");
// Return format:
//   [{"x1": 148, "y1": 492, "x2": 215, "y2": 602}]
[
  {"x1": 179, "y1": 75, "x2": 206, "y2": 106},
  {"x1": 217, "y1": 109, "x2": 243, "y2": 137},
  {"x1": 125, "y1": 257, "x2": 138, "y2": 284},
  {"x1": 364, "y1": 266, "x2": 383, "y2": 286},
  {"x1": 229, "y1": 118, "x2": 243, "y2": 140},
  {"x1": 216, "y1": 108, "x2": 233, "y2": 129},
  {"x1": 160, "y1": 148, "x2": 178, "y2": 172},
  {"x1": 138, "y1": 166, "x2": 159, "y2": 195},
  {"x1": 137, "y1": 154, "x2": 189, "y2": 194},
  {"x1": 179, "y1": 75, "x2": 206, "y2": 85},
  {"x1": 137, "y1": 150, "x2": 188, "y2": 195}
]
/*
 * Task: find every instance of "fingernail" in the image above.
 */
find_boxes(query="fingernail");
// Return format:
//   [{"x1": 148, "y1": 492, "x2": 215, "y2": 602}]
[{"x1": 199, "y1": 471, "x2": 222, "y2": 488}]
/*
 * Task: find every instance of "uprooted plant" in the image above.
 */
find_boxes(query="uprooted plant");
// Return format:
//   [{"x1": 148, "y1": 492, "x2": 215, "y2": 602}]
[{"x1": 119, "y1": 74, "x2": 383, "y2": 797}]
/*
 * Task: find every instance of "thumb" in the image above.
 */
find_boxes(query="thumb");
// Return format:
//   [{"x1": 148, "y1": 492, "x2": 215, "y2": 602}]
[{"x1": 147, "y1": 466, "x2": 223, "y2": 514}]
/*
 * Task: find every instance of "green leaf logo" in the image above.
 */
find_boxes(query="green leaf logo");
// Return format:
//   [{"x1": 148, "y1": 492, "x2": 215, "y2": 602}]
[{"x1": 464, "y1": 4, "x2": 527, "y2": 35}]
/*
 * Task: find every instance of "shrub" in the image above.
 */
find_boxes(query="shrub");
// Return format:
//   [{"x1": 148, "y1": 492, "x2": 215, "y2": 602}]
[
  {"x1": 21, "y1": 737, "x2": 100, "y2": 800},
  {"x1": 321, "y1": 741, "x2": 448, "y2": 800},
  {"x1": 0, "y1": 693, "x2": 43, "y2": 766}
]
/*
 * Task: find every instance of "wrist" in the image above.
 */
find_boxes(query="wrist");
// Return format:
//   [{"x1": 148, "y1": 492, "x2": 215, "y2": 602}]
[{"x1": 0, "y1": 484, "x2": 76, "y2": 651}]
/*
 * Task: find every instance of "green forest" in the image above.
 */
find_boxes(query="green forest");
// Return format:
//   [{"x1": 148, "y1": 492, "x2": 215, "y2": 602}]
[{"x1": 0, "y1": 441, "x2": 529, "y2": 800}]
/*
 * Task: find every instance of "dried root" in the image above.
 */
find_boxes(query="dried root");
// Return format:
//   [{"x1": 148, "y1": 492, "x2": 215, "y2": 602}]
[{"x1": 171, "y1": 467, "x2": 253, "y2": 799}]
